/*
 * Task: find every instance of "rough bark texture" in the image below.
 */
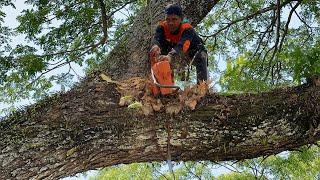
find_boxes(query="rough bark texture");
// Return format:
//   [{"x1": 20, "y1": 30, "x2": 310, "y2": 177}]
[
  {"x1": 2, "y1": 0, "x2": 320, "y2": 179},
  {"x1": 1, "y1": 80, "x2": 320, "y2": 179}
]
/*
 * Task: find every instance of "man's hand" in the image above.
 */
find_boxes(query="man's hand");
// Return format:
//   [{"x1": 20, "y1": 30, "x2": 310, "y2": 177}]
[
  {"x1": 161, "y1": 49, "x2": 175, "y2": 63},
  {"x1": 167, "y1": 49, "x2": 188, "y2": 70},
  {"x1": 150, "y1": 45, "x2": 161, "y2": 58},
  {"x1": 158, "y1": 55, "x2": 171, "y2": 62}
]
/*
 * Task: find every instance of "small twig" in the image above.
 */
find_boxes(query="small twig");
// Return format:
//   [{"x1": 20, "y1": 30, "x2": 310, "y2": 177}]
[
  {"x1": 252, "y1": 27, "x2": 273, "y2": 59},
  {"x1": 46, "y1": 59, "x2": 65, "y2": 66},
  {"x1": 30, "y1": 61, "x2": 70, "y2": 86},
  {"x1": 263, "y1": 45, "x2": 275, "y2": 78},
  {"x1": 292, "y1": 4, "x2": 313, "y2": 30},
  {"x1": 65, "y1": 63, "x2": 71, "y2": 77},
  {"x1": 152, "y1": 163, "x2": 169, "y2": 180},
  {"x1": 268, "y1": 0, "x2": 281, "y2": 74},
  {"x1": 183, "y1": 162, "x2": 202, "y2": 180},
  {"x1": 69, "y1": 63, "x2": 83, "y2": 79},
  {"x1": 260, "y1": 7, "x2": 276, "y2": 67},
  {"x1": 212, "y1": 161, "x2": 241, "y2": 173},
  {"x1": 38, "y1": 42, "x2": 101, "y2": 58}
]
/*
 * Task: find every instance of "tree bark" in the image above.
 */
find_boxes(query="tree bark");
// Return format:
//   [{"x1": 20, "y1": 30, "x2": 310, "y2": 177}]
[{"x1": 1, "y1": 81, "x2": 319, "y2": 179}]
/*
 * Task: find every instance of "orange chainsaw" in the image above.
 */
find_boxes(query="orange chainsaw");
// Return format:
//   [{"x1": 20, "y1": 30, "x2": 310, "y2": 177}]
[{"x1": 149, "y1": 52, "x2": 180, "y2": 96}]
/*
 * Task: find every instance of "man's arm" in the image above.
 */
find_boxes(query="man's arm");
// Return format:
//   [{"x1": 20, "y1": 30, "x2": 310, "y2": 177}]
[
  {"x1": 172, "y1": 28, "x2": 195, "y2": 57},
  {"x1": 150, "y1": 26, "x2": 166, "y2": 61},
  {"x1": 151, "y1": 26, "x2": 166, "y2": 47}
]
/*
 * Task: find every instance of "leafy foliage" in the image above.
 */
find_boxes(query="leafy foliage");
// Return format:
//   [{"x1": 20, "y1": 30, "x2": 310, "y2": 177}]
[
  {"x1": 217, "y1": 172, "x2": 258, "y2": 180},
  {"x1": 235, "y1": 146, "x2": 320, "y2": 179},
  {"x1": 93, "y1": 163, "x2": 154, "y2": 180},
  {"x1": 93, "y1": 162, "x2": 216, "y2": 180},
  {"x1": 286, "y1": 40, "x2": 320, "y2": 84},
  {"x1": 198, "y1": 0, "x2": 320, "y2": 86},
  {"x1": 92, "y1": 146, "x2": 320, "y2": 179},
  {"x1": 0, "y1": 0, "x2": 143, "y2": 109},
  {"x1": 219, "y1": 54, "x2": 271, "y2": 92}
]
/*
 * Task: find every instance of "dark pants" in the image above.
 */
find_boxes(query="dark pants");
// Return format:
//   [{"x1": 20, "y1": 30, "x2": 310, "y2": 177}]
[{"x1": 192, "y1": 50, "x2": 208, "y2": 84}]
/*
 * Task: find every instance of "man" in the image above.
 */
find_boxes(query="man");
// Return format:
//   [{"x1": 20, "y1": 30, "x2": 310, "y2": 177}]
[{"x1": 150, "y1": 4, "x2": 208, "y2": 83}]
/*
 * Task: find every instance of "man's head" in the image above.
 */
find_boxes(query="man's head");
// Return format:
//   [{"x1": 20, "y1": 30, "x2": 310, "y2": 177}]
[{"x1": 165, "y1": 4, "x2": 183, "y2": 33}]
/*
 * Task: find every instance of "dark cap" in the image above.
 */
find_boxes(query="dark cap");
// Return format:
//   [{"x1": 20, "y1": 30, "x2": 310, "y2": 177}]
[{"x1": 165, "y1": 4, "x2": 183, "y2": 18}]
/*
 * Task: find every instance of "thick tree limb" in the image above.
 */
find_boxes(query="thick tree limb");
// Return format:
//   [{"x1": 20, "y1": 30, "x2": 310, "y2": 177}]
[
  {"x1": 2, "y1": 1, "x2": 320, "y2": 179},
  {"x1": 1, "y1": 81, "x2": 319, "y2": 179}
]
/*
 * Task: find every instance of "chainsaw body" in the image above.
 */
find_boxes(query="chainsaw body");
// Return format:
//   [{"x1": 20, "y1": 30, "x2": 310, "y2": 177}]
[{"x1": 150, "y1": 54, "x2": 179, "y2": 96}]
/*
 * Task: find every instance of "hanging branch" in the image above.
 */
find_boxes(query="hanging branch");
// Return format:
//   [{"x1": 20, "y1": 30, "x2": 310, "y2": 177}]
[
  {"x1": 97, "y1": 0, "x2": 108, "y2": 44},
  {"x1": 201, "y1": 0, "x2": 293, "y2": 39},
  {"x1": 291, "y1": 3, "x2": 316, "y2": 45},
  {"x1": 183, "y1": 162, "x2": 202, "y2": 180},
  {"x1": 267, "y1": 1, "x2": 302, "y2": 82},
  {"x1": 19, "y1": 0, "x2": 138, "y2": 92},
  {"x1": 279, "y1": 1, "x2": 301, "y2": 52},
  {"x1": 266, "y1": 0, "x2": 282, "y2": 83}
]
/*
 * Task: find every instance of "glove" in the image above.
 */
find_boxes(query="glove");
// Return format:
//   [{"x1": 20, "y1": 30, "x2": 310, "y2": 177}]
[
  {"x1": 155, "y1": 48, "x2": 174, "y2": 62},
  {"x1": 149, "y1": 45, "x2": 161, "y2": 58},
  {"x1": 168, "y1": 49, "x2": 177, "y2": 59},
  {"x1": 167, "y1": 49, "x2": 188, "y2": 69},
  {"x1": 158, "y1": 55, "x2": 171, "y2": 62}
]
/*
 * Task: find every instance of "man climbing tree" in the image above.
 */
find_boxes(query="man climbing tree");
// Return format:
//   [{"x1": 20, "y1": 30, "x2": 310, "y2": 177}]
[{"x1": 150, "y1": 4, "x2": 208, "y2": 84}]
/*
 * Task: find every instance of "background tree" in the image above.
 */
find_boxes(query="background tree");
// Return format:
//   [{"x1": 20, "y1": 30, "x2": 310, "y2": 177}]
[
  {"x1": 0, "y1": 0, "x2": 320, "y2": 179},
  {"x1": 92, "y1": 145, "x2": 320, "y2": 179}
]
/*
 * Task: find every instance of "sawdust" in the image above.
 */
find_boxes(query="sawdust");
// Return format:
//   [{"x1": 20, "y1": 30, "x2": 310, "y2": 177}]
[{"x1": 100, "y1": 73, "x2": 210, "y2": 116}]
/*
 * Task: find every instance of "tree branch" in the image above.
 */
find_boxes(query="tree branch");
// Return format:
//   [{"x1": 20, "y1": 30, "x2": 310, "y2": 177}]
[
  {"x1": 183, "y1": 162, "x2": 202, "y2": 180},
  {"x1": 39, "y1": 1, "x2": 136, "y2": 60},
  {"x1": 2, "y1": 82, "x2": 319, "y2": 179},
  {"x1": 279, "y1": 1, "x2": 301, "y2": 52},
  {"x1": 201, "y1": 0, "x2": 293, "y2": 39},
  {"x1": 97, "y1": 0, "x2": 108, "y2": 44},
  {"x1": 267, "y1": 0, "x2": 282, "y2": 83}
]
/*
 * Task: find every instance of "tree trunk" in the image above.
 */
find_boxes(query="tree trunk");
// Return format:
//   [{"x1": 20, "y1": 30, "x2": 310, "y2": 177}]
[
  {"x1": 101, "y1": 0, "x2": 219, "y2": 80},
  {"x1": 1, "y1": 81, "x2": 319, "y2": 179},
  {"x1": 2, "y1": 0, "x2": 320, "y2": 179}
]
